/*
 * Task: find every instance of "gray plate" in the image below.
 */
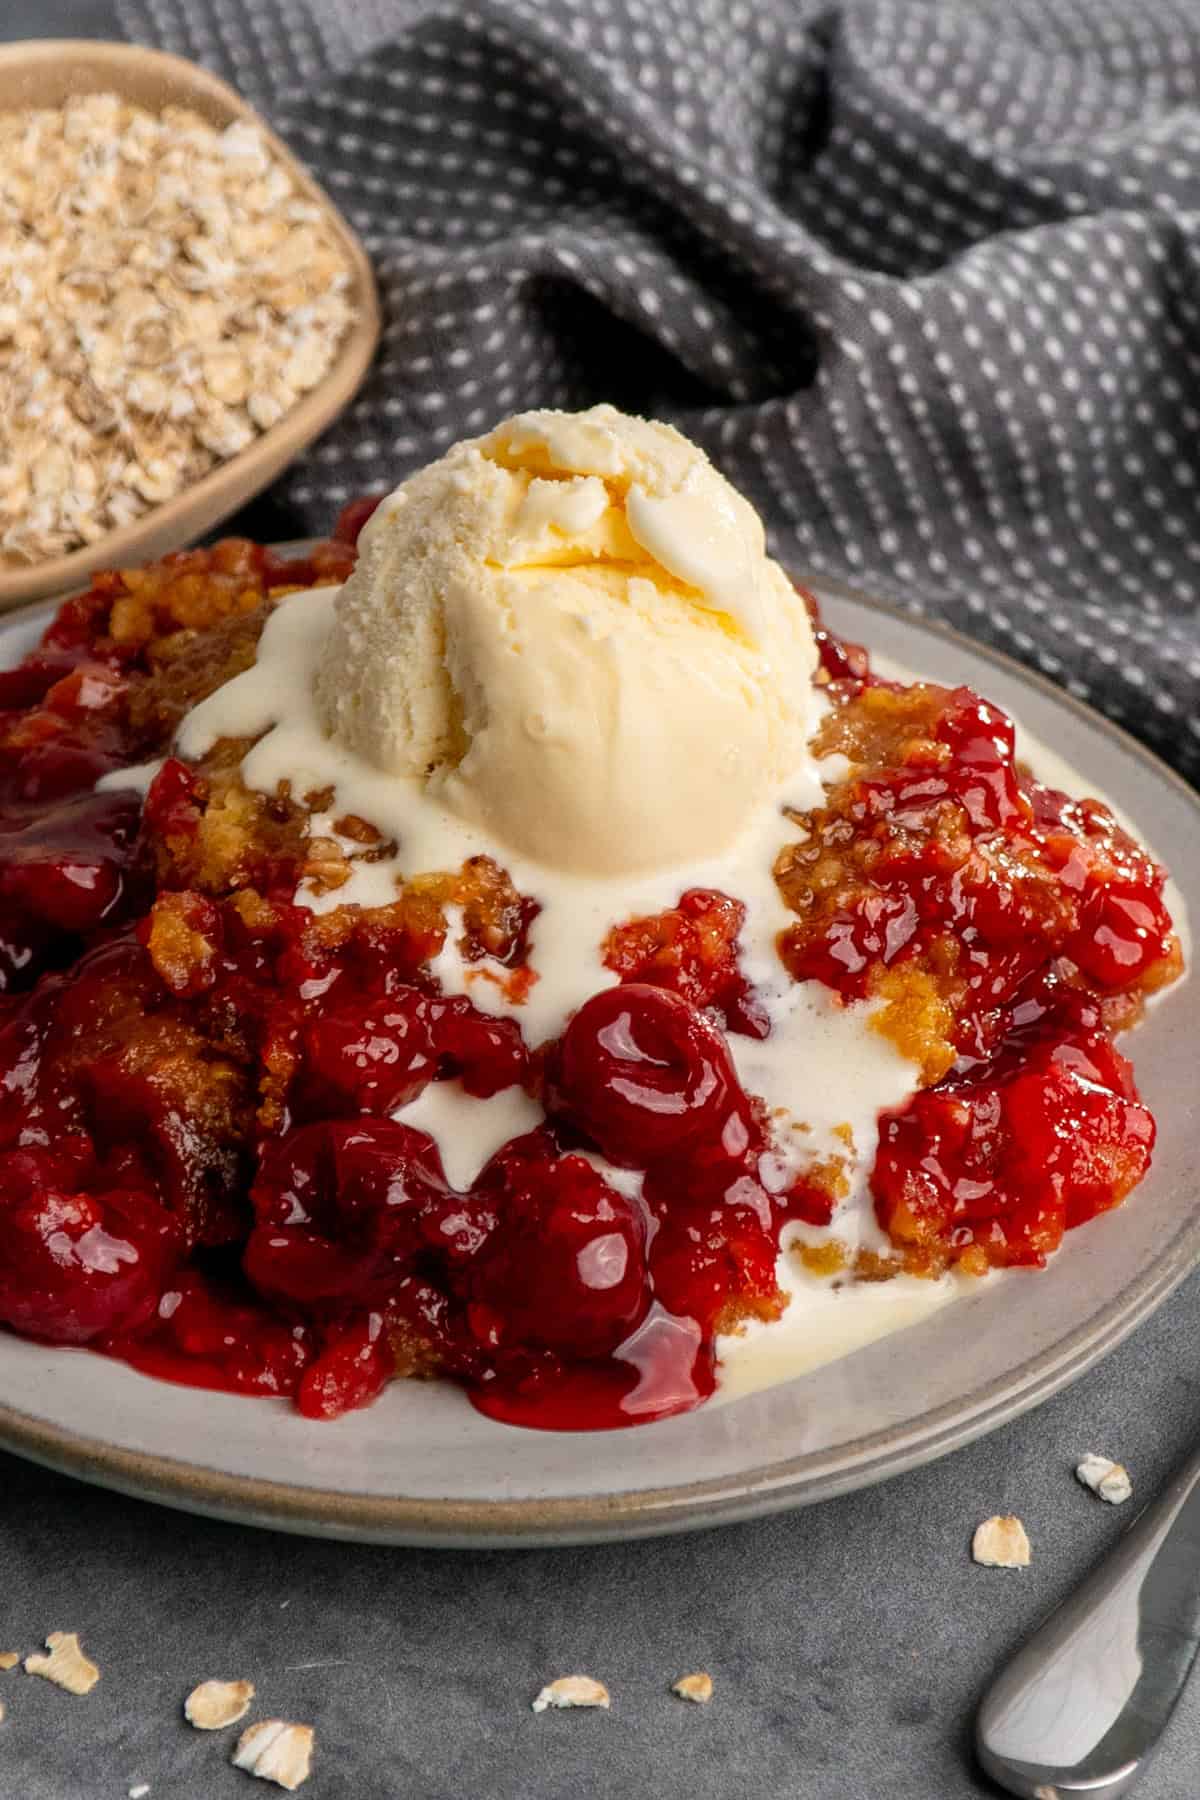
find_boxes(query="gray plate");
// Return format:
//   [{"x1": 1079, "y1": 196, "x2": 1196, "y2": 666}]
[{"x1": 0, "y1": 573, "x2": 1196, "y2": 1547}]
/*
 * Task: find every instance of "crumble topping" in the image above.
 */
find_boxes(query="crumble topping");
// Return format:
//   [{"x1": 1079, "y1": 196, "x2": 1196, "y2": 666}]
[
  {"x1": 24, "y1": 1632, "x2": 101, "y2": 1694},
  {"x1": 185, "y1": 1677, "x2": 256, "y2": 1730},
  {"x1": 972, "y1": 1516, "x2": 1032, "y2": 1568},
  {"x1": 232, "y1": 1720, "x2": 315, "y2": 1791},
  {"x1": 0, "y1": 1652, "x2": 18, "y2": 1671},
  {"x1": 531, "y1": 1676, "x2": 611, "y2": 1713},
  {"x1": 1075, "y1": 1454, "x2": 1133, "y2": 1505},
  {"x1": 672, "y1": 1672, "x2": 714, "y2": 1704},
  {"x1": 792, "y1": 1238, "x2": 849, "y2": 1278}
]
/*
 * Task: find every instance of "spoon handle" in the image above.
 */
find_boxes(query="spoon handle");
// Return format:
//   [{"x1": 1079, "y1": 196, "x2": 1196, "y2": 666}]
[{"x1": 976, "y1": 1441, "x2": 1200, "y2": 1799}]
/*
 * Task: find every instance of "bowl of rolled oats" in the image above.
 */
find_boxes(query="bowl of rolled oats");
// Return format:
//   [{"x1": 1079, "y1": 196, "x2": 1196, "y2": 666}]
[{"x1": 0, "y1": 39, "x2": 381, "y2": 608}]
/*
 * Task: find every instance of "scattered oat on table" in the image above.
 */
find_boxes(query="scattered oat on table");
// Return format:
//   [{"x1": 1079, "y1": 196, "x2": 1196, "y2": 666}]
[
  {"x1": 1076, "y1": 1454, "x2": 1133, "y2": 1505},
  {"x1": 972, "y1": 1515, "x2": 1032, "y2": 1569},
  {"x1": 128, "y1": 1786, "x2": 150, "y2": 1799},
  {"x1": 672, "y1": 1672, "x2": 714, "y2": 1704},
  {"x1": 185, "y1": 1677, "x2": 256, "y2": 1730},
  {"x1": 0, "y1": 1652, "x2": 18, "y2": 1671},
  {"x1": 232, "y1": 1719, "x2": 314, "y2": 1791},
  {"x1": 0, "y1": 92, "x2": 356, "y2": 566},
  {"x1": 531, "y1": 1675, "x2": 611, "y2": 1713},
  {"x1": 24, "y1": 1632, "x2": 101, "y2": 1694}
]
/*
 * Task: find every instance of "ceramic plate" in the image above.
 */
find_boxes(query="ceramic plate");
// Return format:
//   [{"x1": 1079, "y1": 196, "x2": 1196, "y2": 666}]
[{"x1": 0, "y1": 578, "x2": 1197, "y2": 1547}]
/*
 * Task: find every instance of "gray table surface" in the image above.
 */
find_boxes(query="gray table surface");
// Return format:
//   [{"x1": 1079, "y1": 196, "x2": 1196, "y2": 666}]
[{"x1": 4, "y1": 5, "x2": 1200, "y2": 1798}]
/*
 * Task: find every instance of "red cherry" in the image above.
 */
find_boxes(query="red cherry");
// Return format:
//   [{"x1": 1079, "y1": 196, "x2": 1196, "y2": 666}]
[
  {"x1": 331, "y1": 493, "x2": 385, "y2": 545},
  {"x1": 295, "y1": 987, "x2": 527, "y2": 1117},
  {"x1": 0, "y1": 790, "x2": 141, "y2": 935},
  {"x1": 935, "y1": 688, "x2": 1024, "y2": 830},
  {"x1": 245, "y1": 1119, "x2": 469, "y2": 1305},
  {"x1": 296, "y1": 1313, "x2": 392, "y2": 1419},
  {"x1": 298, "y1": 991, "x2": 437, "y2": 1116},
  {"x1": 0, "y1": 1148, "x2": 180, "y2": 1343},
  {"x1": 548, "y1": 983, "x2": 746, "y2": 1166},
  {"x1": 0, "y1": 650, "x2": 96, "y2": 711},
  {"x1": 424, "y1": 993, "x2": 529, "y2": 1097},
  {"x1": 142, "y1": 758, "x2": 202, "y2": 842},
  {"x1": 466, "y1": 1136, "x2": 649, "y2": 1357},
  {"x1": 1067, "y1": 882, "x2": 1174, "y2": 990},
  {"x1": 648, "y1": 1213, "x2": 780, "y2": 1336}
]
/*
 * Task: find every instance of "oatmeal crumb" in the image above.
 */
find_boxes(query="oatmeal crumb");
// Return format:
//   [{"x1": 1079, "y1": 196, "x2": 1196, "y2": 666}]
[
  {"x1": 0, "y1": 1697, "x2": 5, "y2": 1725},
  {"x1": 129, "y1": 1786, "x2": 150, "y2": 1798},
  {"x1": 1076, "y1": 1454, "x2": 1133, "y2": 1505},
  {"x1": 972, "y1": 1515, "x2": 1031, "y2": 1569},
  {"x1": 185, "y1": 1677, "x2": 256, "y2": 1730},
  {"x1": 672, "y1": 1672, "x2": 714, "y2": 1704},
  {"x1": 24, "y1": 1632, "x2": 101, "y2": 1694},
  {"x1": 0, "y1": 92, "x2": 356, "y2": 567},
  {"x1": 0, "y1": 1652, "x2": 18, "y2": 1671},
  {"x1": 531, "y1": 1675, "x2": 611, "y2": 1713},
  {"x1": 232, "y1": 1719, "x2": 315, "y2": 1791}
]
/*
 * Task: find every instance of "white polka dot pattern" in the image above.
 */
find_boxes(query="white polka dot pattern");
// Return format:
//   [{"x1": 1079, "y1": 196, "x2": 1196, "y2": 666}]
[{"x1": 115, "y1": 0, "x2": 1200, "y2": 776}]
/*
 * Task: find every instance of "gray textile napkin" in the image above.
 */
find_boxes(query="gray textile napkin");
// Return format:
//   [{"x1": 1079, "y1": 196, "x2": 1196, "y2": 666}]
[{"x1": 118, "y1": 0, "x2": 1200, "y2": 781}]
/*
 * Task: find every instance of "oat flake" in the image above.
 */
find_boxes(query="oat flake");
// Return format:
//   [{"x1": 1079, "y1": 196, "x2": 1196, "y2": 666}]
[{"x1": 0, "y1": 92, "x2": 355, "y2": 566}]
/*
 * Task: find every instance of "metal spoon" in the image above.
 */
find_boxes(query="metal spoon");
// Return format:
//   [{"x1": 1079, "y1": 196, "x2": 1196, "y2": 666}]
[{"x1": 976, "y1": 1441, "x2": 1200, "y2": 1799}]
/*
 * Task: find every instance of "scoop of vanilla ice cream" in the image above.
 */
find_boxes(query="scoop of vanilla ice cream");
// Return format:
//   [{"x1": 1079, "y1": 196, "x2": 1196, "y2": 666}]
[{"x1": 315, "y1": 404, "x2": 818, "y2": 876}]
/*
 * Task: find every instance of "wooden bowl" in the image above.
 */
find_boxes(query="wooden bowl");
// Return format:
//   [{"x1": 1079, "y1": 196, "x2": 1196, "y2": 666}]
[{"x1": 0, "y1": 40, "x2": 382, "y2": 611}]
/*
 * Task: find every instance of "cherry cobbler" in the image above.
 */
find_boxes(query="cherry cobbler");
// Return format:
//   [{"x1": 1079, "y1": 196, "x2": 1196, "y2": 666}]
[{"x1": 0, "y1": 494, "x2": 1181, "y2": 1431}]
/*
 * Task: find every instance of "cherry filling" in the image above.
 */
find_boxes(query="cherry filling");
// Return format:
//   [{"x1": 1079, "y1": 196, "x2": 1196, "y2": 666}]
[
  {"x1": 293, "y1": 984, "x2": 530, "y2": 1122},
  {"x1": 297, "y1": 997, "x2": 438, "y2": 1117},
  {"x1": 777, "y1": 687, "x2": 1177, "y2": 1075},
  {"x1": 0, "y1": 1142, "x2": 180, "y2": 1344},
  {"x1": 332, "y1": 493, "x2": 385, "y2": 545},
  {"x1": 602, "y1": 887, "x2": 768, "y2": 1036},
  {"x1": 547, "y1": 984, "x2": 747, "y2": 1166},
  {"x1": 872, "y1": 978, "x2": 1156, "y2": 1269},
  {"x1": 0, "y1": 789, "x2": 141, "y2": 929},
  {"x1": 467, "y1": 1145, "x2": 648, "y2": 1359},
  {"x1": 0, "y1": 534, "x2": 1180, "y2": 1430},
  {"x1": 244, "y1": 1120, "x2": 465, "y2": 1307},
  {"x1": 112, "y1": 1270, "x2": 314, "y2": 1400}
]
